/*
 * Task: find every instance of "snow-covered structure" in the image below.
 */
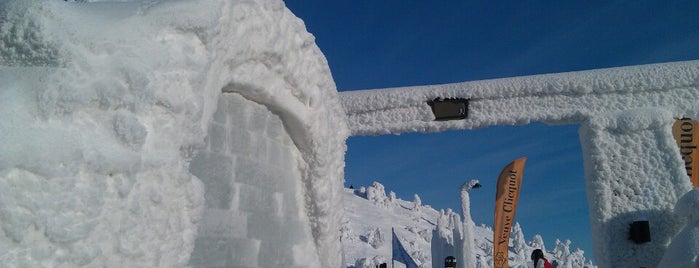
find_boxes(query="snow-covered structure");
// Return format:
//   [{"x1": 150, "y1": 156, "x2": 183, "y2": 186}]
[
  {"x1": 1, "y1": 0, "x2": 698, "y2": 267},
  {"x1": 342, "y1": 62, "x2": 699, "y2": 267},
  {"x1": 1, "y1": 0, "x2": 346, "y2": 267}
]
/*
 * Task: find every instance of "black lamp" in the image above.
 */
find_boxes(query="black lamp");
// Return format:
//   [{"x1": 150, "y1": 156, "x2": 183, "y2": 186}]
[{"x1": 428, "y1": 98, "x2": 469, "y2": 121}]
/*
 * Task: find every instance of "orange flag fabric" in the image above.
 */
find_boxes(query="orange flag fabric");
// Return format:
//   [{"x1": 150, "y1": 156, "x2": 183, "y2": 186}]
[
  {"x1": 673, "y1": 118, "x2": 699, "y2": 188},
  {"x1": 493, "y1": 157, "x2": 527, "y2": 268}
]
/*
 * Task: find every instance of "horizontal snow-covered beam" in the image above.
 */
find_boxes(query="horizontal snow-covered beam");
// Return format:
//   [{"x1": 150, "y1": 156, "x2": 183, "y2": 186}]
[{"x1": 340, "y1": 60, "x2": 699, "y2": 136}]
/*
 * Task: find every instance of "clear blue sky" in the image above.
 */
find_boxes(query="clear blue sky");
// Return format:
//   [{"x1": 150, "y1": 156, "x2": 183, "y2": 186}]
[{"x1": 285, "y1": 0, "x2": 699, "y2": 262}]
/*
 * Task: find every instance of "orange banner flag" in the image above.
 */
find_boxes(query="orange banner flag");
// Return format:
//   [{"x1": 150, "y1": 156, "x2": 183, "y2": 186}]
[
  {"x1": 673, "y1": 118, "x2": 699, "y2": 188},
  {"x1": 493, "y1": 157, "x2": 527, "y2": 268}
]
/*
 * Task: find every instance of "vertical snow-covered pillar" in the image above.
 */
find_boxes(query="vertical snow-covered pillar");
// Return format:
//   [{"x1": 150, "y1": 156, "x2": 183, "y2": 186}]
[
  {"x1": 579, "y1": 108, "x2": 692, "y2": 267},
  {"x1": 460, "y1": 180, "x2": 479, "y2": 268}
]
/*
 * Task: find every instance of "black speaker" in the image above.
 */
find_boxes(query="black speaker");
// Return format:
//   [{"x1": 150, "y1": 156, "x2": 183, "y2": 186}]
[{"x1": 629, "y1": 221, "x2": 651, "y2": 244}]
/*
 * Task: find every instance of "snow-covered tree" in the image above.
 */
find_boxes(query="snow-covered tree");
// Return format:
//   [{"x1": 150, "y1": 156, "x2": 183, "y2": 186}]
[
  {"x1": 413, "y1": 193, "x2": 422, "y2": 211},
  {"x1": 529, "y1": 234, "x2": 546, "y2": 254},
  {"x1": 566, "y1": 248, "x2": 587, "y2": 268},
  {"x1": 552, "y1": 239, "x2": 571, "y2": 260},
  {"x1": 511, "y1": 222, "x2": 527, "y2": 260},
  {"x1": 366, "y1": 182, "x2": 390, "y2": 208},
  {"x1": 340, "y1": 223, "x2": 354, "y2": 242},
  {"x1": 361, "y1": 228, "x2": 385, "y2": 249}
]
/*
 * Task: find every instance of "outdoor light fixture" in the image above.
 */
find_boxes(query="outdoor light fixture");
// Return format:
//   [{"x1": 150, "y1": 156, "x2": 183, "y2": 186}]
[
  {"x1": 629, "y1": 220, "x2": 651, "y2": 244},
  {"x1": 428, "y1": 98, "x2": 469, "y2": 121}
]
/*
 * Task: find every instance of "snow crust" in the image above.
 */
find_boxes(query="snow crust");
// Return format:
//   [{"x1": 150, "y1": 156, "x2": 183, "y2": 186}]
[{"x1": 0, "y1": 0, "x2": 347, "y2": 267}]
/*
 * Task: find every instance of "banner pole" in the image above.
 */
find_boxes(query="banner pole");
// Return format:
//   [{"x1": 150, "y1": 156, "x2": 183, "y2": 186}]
[{"x1": 492, "y1": 157, "x2": 527, "y2": 268}]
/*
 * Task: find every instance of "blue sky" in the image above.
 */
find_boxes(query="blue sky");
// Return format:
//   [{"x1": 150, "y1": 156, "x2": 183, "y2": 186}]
[{"x1": 285, "y1": 0, "x2": 699, "y2": 262}]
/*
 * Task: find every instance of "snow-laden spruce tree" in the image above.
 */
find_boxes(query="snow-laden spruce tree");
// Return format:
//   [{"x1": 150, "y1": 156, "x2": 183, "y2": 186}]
[
  {"x1": 529, "y1": 234, "x2": 547, "y2": 254},
  {"x1": 511, "y1": 222, "x2": 527, "y2": 261},
  {"x1": 413, "y1": 193, "x2": 422, "y2": 211},
  {"x1": 366, "y1": 181, "x2": 390, "y2": 208}
]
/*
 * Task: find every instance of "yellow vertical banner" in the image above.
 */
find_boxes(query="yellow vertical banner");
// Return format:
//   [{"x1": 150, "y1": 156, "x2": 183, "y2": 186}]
[
  {"x1": 493, "y1": 157, "x2": 527, "y2": 268},
  {"x1": 673, "y1": 118, "x2": 699, "y2": 188}
]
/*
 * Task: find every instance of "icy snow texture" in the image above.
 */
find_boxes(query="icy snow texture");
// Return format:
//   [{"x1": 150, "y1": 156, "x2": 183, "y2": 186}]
[{"x1": 0, "y1": 0, "x2": 347, "y2": 267}]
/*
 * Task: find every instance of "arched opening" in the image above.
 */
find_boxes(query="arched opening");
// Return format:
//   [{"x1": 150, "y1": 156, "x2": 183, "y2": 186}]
[
  {"x1": 187, "y1": 93, "x2": 317, "y2": 267},
  {"x1": 343, "y1": 122, "x2": 593, "y2": 264}
]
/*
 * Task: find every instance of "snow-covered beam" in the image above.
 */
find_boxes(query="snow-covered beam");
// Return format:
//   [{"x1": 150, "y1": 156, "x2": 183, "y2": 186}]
[{"x1": 340, "y1": 60, "x2": 699, "y2": 136}]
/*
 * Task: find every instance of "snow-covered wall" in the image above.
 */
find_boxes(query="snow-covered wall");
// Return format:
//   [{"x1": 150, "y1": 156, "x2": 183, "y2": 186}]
[
  {"x1": 2, "y1": 0, "x2": 698, "y2": 267},
  {"x1": 0, "y1": 0, "x2": 347, "y2": 267},
  {"x1": 341, "y1": 60, "x2": 699, "y2": 267}
]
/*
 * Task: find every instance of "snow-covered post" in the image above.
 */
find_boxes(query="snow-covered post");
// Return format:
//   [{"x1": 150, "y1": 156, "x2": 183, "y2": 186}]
[
  {"x1": 580, "y1": 109, "x2": 691, "y2": 267},
  {"x1": 460, "y1": 179, "x2": 480, "y2": 268}
]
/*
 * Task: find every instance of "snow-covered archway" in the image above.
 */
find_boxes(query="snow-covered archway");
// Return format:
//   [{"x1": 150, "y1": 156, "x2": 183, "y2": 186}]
[{"x1": 341, "y1": 61, "x2": 699, "y2": 267}]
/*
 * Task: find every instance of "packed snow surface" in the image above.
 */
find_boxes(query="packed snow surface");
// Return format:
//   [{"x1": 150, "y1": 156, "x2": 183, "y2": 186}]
[{"x1": 1, "y1": 0, "x2": 347, "y2": 267}]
